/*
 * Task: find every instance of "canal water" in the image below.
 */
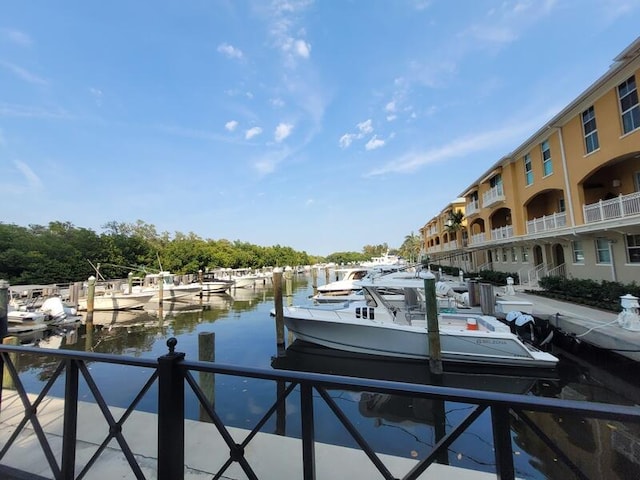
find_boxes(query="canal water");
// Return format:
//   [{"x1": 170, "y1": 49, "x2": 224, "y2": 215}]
[{"x1": 9, "y1": 272, "x2": 640, "y2": 479}]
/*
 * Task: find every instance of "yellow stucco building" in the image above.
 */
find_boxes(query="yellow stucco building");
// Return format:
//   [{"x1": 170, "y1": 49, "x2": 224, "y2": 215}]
[{"x1": 421, "y1": 37, "x2": 640, "y2": 286}]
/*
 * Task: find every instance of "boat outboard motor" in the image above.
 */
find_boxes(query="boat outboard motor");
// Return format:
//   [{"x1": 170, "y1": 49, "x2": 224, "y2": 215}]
[{"x1": 504, "y1": 311, "x2": 535, "y2": 342}]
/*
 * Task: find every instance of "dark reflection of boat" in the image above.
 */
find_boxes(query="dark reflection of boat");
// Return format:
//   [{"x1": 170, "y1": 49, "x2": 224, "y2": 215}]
[{"x1": 271, "y1": 340, "x2": 562, "y2": 395}]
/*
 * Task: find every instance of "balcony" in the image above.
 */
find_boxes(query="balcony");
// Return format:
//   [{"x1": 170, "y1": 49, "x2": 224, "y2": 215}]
[
  {"x1": 466, "y1": 199, "x2": 480, "y2": 216},
  {"x1": 491, "y1": 225, "x2": 514, "y2": 240},
  {"x1": 482, "y1": 185, "x2": 505, "y2": 208},
  {"x1": 526, "y1": 212, "x2": 567, "y2": 234},
  {"x1": 470, "y1": 232, "x2": 487, "y2": 245},
  {"x1": 443, "y1": 240, "x2": 459, "y2": 251},
  {"x1": 583, "y1": 191, "x2": 640, "y2": 223}
]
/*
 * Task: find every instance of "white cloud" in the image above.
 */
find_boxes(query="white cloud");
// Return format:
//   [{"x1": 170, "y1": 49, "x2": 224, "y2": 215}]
[
  {"x1": 217, "y1": 43, "x2": 244, "y2": 60},
  {"x1": 339, "y1": 133, "x2": 355, "y2": 149},
  {"x1": 1, "y1": 28, "x2": 33, "y2": 47},
  {"x1": 386, "y1": 114, "x2": 397, "y2": 122},
  {"x1": 385, "y1": 101, "x2": 396, "y2": 113},
  {"x1": 366, "y1": 118, "x2": 543, "y2": 176},
  {"x1": 225, "y1": 120, "x2": 238, "y2": 132},
  {"x1": 365, "y1": 135, "x2": 385, "y2": 151},
  {"x1": 14, "y1": 159, "x2": 42, "y2": 188},
  {"x1": 245, "y1": 126, "x2": 263, "y2": 139},
  {"x1": 274, "y1": 123, "x2": 293, "y2": 142},
  {"x1": 270, "y1": 98, "x2": 285, "y2": 108},
  {"x1": 294, "y1": 39, "x2": 311, "y2": 58},
  {"x1": 357, "y1": 119, "x2": 373, "y2": 135},
  {"x1": 0, "y1": 61, "x2": 47, "y2": 85},
  {"x1": 89, "y1": 87, "x2": 103, "y2": 106}
]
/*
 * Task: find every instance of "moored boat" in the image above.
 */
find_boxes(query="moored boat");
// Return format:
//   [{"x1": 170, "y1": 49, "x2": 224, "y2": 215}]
[{"x1": 280, "y1": 272, "x2": 559, "y2": 369}]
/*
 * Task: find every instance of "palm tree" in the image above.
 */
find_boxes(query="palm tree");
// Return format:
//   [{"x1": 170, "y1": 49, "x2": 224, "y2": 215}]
[{"x1": 400, "y1": 232, "x2": 422, "y2": 263}]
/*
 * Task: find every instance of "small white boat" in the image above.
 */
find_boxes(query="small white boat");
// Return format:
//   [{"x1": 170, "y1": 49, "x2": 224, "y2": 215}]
[
  {"x1": 131, "y1": 272, "x2": 202, "y2": 302},
  {"x1": 199, "y1": 273, "x2": 234, "y2": 294},
  {"x1": 77, "y1": 291, "x2": 155, "y2": 311},
  {"x1": 316, "y1": 267, "x2": 371, "y2": 296},
  {"x1": 280, "y1": 273, "x2": 558, "y2": 369}
]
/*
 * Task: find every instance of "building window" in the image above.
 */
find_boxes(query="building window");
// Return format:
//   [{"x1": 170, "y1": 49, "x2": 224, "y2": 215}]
[
  {"x1": 502, "y1": 248, "x2": 508, "y2": 262},
  {"x1": 521, "y1": 247, "x2": 529, "y2": 262},
  {"x1": 510, "y1": 247, "x2": 517, "y2": 262},
  {"x1": 627, "y1": 234, "x2": 640, "y2": 263},
  {"x1": 635, "y1": 171, "x2": 640, "y2": 192},
  {"x1": 572, "y1": 241, "x2": 584, "y2": 264},
  {"x1": 618, "y1": 75, "x2": 640, "y2": 134},
  {"x1": 541, "y1": 140, "x2": 552, "y2": 176},
  {"x1": 558, "y1": 198, "x2": 565, "y2": 213},
  {"x1": 582, "y1": 106, "x2": 599, "y2": 153},
  {"x1": 595, "y1": 238, "x2": 611, "y2": 264},
  {"x1": 524, "y1": 153, "x2": 533, "y2": 186},
  {"x1": 490, "y1": 174, "x2": 503, "y2": 194}
]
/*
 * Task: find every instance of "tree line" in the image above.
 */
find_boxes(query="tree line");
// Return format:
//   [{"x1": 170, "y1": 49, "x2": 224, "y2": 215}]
[{"x1": 0, "y1": 220, "x2": 416, "y2": 285}]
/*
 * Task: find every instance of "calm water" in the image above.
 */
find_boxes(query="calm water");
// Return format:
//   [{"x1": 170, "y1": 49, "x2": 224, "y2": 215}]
[{"x1": 9, "y1": 273, "x2": 640, "y2": 479}]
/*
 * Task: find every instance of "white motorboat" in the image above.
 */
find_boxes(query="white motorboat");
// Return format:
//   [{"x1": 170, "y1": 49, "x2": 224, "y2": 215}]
[
  {"x1": 281, "y1": 273, "x2": 559, "y2": 369},
  {"x1": 316, "y1": 267, "x2": 371, "y2": 296},
  {"x1": 131, "y1": 272, "x2": 202, "y2": 302},
  {"x1": 198, "y1": 273, "x2": 234, "y2": 294},
  {"x1": 77, "y1": 291, "x2": 155, "y2": 311}
]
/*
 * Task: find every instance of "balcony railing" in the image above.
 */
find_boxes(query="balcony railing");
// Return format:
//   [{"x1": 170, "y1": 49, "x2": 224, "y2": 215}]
[
  {"x1": 482, "y1": 185, "x2": 505, "y2": 208},
  {"x1": 469, "y1": 232, "x2": 487, "y2": 245},
  {"x1": 583, "y1": 191, "x2": 640, "y2": 223},
  {"x1": 465, "y1": 200, "x2": 480, "y2": 216},
  {"x1": 443, "y1": 240, "x2": 459, "y2": 251},
  {"x1": 491, "y1": 225, "x2": 514, "y2": 240},
  {"x1": 526, "y1": 212, "x2": 567, "y2": 234}
]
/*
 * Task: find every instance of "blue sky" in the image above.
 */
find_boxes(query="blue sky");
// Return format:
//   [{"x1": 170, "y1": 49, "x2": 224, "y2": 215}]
[{"x1": 1, "y1": 1, "x2": 639, "y2": 256}]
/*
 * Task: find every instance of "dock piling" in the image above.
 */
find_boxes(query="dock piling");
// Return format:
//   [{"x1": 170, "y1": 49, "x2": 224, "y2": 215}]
[
  {"x1": 272, "y1": 268, "x2": 285, "y2": 356},
  {"x1": 420, "y1": 270, "x2": 442, "y2": 375},
  {"x1": 0, "y1": 280, "x2": 8, "y2": 339}
]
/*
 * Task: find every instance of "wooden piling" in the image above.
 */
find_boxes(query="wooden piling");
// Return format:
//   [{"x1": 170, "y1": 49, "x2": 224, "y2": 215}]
[
  {"x1": 311, "y1": 268, "x2": 318, "y2": 295},
  {"x1": 479, "y1": 283, "x2": 495, "y2": 315},
  {"x1": 198, "y1": 331, "x2": 215, "y2": 422},
  {"x1": 86, "y1": 276, "x2": 96, "y2": 323},
  {"x1": 273, "y1": 267, "x2": 285, "y2": 356},
  {"x1": 421, "y1": 270, "x2": 443, "y2": 375},
  {"x1": 2, "y1": 336, "x2": 19, "y2": 390},
  {"x1": 0, "y1": 279, "x2": 8, "y2": 339},
  {"x1": 284, "y1": 266, "x2": 293, "y2": 298},
  {"x1": 158, "y1": 272, "x2": 164, "y2": 305},
  {"x1": 128, "y1": 272, "x2": 134, "y2": 294},
  {"x1": 324, "y1": 266, "x2": 330, "y2": 285}
]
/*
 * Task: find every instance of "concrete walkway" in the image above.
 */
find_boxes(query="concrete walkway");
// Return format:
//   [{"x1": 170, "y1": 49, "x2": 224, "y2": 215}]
[{"x1": 0, "y1": 391, "x2": 496, "y2": 480}]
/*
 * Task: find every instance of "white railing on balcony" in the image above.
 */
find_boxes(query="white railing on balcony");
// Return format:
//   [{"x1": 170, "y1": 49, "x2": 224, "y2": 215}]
[
  {"x1": 466, "y1": 199, "x2": 480, "y2": 216},
  {"x1": 470, "y1": 232, "x2": 487, "y2": 245},
  {"x1": 443, "y1": 240, "x2": 459, "y2": 251},
  {"x1": 482, "y1": 185, "x2": 505, "y2": 208},
  {"x1": 491, "y1": 225, "x2": 514, "y2": 240},
  {"x1": 583, "y1": 191, "x2": 640, "y2": 223},
  {"x1": 526, "y1": 212, "x2": 567, "y2": 234}
]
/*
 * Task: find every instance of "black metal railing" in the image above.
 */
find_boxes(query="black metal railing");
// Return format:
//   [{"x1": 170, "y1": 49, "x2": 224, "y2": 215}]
[{"x1": 2, "y1": 339, "x2": 640, "y2": 480}]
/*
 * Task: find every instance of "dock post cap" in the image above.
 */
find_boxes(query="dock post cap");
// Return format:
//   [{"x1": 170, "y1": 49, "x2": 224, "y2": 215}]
[
  {"x1": 167, "y1": 337, "x2": 178, "y2": 353},
  {"x1": 273, "y1": 267, "x2": 283, "y2": 273},
  {"x1": 419, "y1": 270, "x2": 435, "y2": 280}
]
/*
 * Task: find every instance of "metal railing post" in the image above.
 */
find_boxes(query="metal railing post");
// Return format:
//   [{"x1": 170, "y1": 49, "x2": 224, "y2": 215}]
[
  {"x1": 158, "y1": 338, "x2": 185, "y2": 480},
  {"x1": 491, "y1": 405, "x2": 515, "y2": 480},
  {"x1": 300, "y1": 383, "x2": 316, "y2": 480},
  {"x1": 61, "y1": 359, "x2": 79, "y2": 479}
]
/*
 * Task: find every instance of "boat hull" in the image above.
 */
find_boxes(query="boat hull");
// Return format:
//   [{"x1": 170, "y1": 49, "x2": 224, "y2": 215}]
[
  {"x1": 78, "y1": 292, "x2": 154, "y2": 311},
  {"x1": 283, "y1": 314, "x2": 557, "y2": 368}
]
